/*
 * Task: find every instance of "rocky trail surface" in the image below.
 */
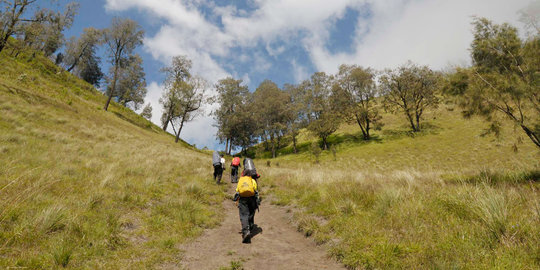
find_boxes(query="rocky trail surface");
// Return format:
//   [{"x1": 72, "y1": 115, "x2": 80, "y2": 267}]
[{"x1": 178, "y1": 184, "x2": 345, "y2": 270}]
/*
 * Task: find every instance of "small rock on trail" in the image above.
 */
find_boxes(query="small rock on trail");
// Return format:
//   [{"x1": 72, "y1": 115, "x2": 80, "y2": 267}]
[{"x1": 178, "y1": 185, "x2": 345, "y2": 270}]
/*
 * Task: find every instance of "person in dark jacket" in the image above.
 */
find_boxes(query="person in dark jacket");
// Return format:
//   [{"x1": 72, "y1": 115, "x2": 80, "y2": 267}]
[
  {"x1": 233, "y1": 170, "x2": 260, "y2": 243},
  {"x1": 212, "y1": 151, "x2": 224, "y2": 184}
]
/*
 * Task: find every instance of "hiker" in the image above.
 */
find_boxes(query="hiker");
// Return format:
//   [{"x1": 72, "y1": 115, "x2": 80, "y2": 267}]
[
  {"x1": 241, "y1": 157, "x2": 260, "y2": 180},
  {"x1": 212, "y1": 151, "x2": 225, "y2": 184},
  {"x1": 230, "y1": 156, "x2": 241, "y2": 183},
  {"x1": 233, "y1": 169, "x2": 261, "y2": 243}
]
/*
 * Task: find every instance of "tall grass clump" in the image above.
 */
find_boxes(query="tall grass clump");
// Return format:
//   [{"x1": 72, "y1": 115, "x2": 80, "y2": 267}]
[{"x1": 470, "y1": 187, "x2": 508, "y2": 242}]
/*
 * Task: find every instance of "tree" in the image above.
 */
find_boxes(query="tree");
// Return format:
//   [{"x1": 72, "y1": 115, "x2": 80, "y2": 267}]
[
  {"x1": 64, "y1": 27, "x2": 102, "y2": 72},
  {"x1": 211, "y1": 77, "x2": 249, "y2": 154},
  {"x1": 159, "y1": 55, "x2": 206, "y2": 143},
  {"x1": 333, "y1": 64, "x2": 382, "y2": 140},
  {"x1": 228, "y1": 100, "x2": 258, "y2": 155},
  {"x1": 160, "y1": 55, "x2": 192, "y2": 131},
  {"x1": 447, "y1": 18, "x2": 539, "y2": 148},
  {"x1": 102, "y1": 17, "x2": 144, "y2": 111},
  {"x1": 115, "y1": 54, "x2": 147, "y2": 110},
  {"x1": 140, "y1": 103, "x2": 152, "y2": 120},
  {"x1": 170, "y1": 76, "x2": 206, "y2": 143},
  {"x1": 305, "y1": 72, "x2": 341, "y2": 150},
  {"x1": 379, "y1": 61, "x2": 439, "y2": 132},
  {"x1": 0, "y1": 0, "x2": 37, "y2": 53},
  {"x1": 64, "y1": 27, "x2": 104, "y2": 86},
  {"x1": 77, "y1": 54, "x2": 103, "y2": 87},
  {"x1": 284, "y1": 83, "x2": 308, "y2": 153},
  {"x1": 252, "y1": 80, "x2": 290, "y2": 158},
  {"x1": 19, "y1": 2, "x2": 78, "y2": 57}
]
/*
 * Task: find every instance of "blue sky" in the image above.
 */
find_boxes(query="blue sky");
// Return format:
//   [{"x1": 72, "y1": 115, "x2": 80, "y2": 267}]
[{"x1": 48, "y1": 0, "x2": 532, "y2": 151}]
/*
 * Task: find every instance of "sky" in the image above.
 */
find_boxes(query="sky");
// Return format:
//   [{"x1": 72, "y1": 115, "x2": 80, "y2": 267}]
[{"x1": 52, "y1": 0, "x2": 534, "y2": 151}]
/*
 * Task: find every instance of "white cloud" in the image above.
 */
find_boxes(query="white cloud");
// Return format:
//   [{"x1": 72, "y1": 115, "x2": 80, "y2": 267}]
[
  {"x1": 143, "y1": 82, "x2": 164, "y2": 127},
  {"x1": 307, "y1": 0, "x2": 532, "y2": 73},
  {"x1": 291, "y1": 59, "x2": 309, "y2": 83}
]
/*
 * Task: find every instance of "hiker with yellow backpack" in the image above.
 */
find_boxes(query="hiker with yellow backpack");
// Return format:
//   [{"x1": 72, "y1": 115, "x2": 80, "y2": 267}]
[{"x1": 233, "y1": 158, "x2": 261, "y2": 243}]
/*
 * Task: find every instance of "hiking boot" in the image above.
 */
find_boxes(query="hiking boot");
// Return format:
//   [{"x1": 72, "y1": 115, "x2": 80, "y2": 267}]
[{"x1": 242, "y1": 232, "x2": 251, "y2": 244}]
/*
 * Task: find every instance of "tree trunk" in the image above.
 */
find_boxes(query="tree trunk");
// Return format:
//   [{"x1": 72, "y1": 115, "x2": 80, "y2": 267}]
[
  {"x1": 521, "y1": 124, "x2": 540, "y2": 148},
  {"x1": 322, "y1": 136, "x2": 328, "y2": 150},
  {"x1": 415, "y1": 113, "x2": 421, "y2": 132},
  {"x1": 162, "y1": 114, "x2": 170, "y2": 131},
  {"x1": 170, "y1": 120, "x2": 177, "y2": 136},
  {"x1": 365, "y1": 118, "x2": 371, "y2": 140},
  {"x1": 264, "y1": 138, "x2": 269, "y2": 151},
  {"x1": 162, "y1": 105, "x2": 173, "y2": 131},
  {"x1": 292, "y1": 134, "x2": 297, "y2": 153},
  {"x1": 174, "y1": 114, "x2": 187, "y2": 143},
  {"x1": 355, "y1": 114, "x2": 369, "y2": 140},
  {"x1": 271, "y1": 134, "x2": 276, "y2": 158},
  {"x1": 225, "y1": 138, "x2": 229, "y2": 154},
  {"x1": 104, "y1": 59, "x2": 120, "y2": 111},
  {"x1": 406, "y1": 111, "x2": 417, "y2": 132}
]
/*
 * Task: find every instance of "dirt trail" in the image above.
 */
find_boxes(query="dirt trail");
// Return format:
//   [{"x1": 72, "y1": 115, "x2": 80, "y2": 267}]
[{"x1": 179, "y1": 184, "x2": 345, "y2": 270}]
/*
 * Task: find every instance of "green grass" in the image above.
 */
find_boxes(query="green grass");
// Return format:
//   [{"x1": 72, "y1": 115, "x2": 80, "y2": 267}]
[
  {"x1": 0, "y1": 47, "x2": 224, "y2": 268},
  {"x1": 253, "y1": 96, "x2": 539, "y2": 269}
]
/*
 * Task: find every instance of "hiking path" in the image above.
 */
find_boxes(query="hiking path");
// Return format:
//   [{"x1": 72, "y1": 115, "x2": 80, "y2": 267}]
[{"x1": 178, "y1": 183, "x2": 345, "y2": 270}]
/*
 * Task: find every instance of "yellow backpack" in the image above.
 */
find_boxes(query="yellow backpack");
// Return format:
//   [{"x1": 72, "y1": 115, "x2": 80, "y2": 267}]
[{"x1": 237, "y1": 176, "x2": 255, "y2": 197}]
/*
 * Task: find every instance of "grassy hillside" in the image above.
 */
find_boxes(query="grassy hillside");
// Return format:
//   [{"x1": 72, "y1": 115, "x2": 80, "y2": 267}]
[
  {"x1": 254, "y1": 101, "x2": 539, "y2": 268},
  {"x1": 0, "y1": 49, "x2": 224, "y2": 268}
]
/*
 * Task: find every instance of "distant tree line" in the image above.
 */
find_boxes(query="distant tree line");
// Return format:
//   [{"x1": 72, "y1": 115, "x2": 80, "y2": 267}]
[
  {"x1": 212, "y1": 16, "x2": 539, "y2": 157},
  {"x1": 1, "y1": 1, "x2": 537, "y2": 149}
]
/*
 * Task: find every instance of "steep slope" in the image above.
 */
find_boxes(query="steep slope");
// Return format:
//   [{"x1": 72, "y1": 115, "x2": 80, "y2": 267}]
[{"x1": 0, "y1": 49, "x2": 225, "y2": 268}]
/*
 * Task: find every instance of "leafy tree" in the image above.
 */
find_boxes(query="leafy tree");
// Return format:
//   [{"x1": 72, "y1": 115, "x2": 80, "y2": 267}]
[
  {"x1": 115, "y1": 54, "x2": 147, "y2": 110},
  {"x1": 77, "y1": 53, "x2": 103, "y2": 87},
  {"x1": 252, "y1": 80, "x2": 290, "y2": 158},
  {"x1": 140, "y1": 103, "x2": 152, "y2": 120},
  {"x1": 211, "y1": 77, "x2": 249, "y2": 154},
  {"x1": 305, "y1": 72, "x2": 341, "y2": 150},
  {"x1": 283, "y1": 83, "x2": 309, "y2": 153},
  {"x1": 160, "y1": 55, "x2": 192, "y2": 131},
  {"x1": 333, "y1": 64, "x2": 382, "y2": 140},
  {"x1": 159, "y1": 55, "x2": 206, "y2": 143},
  {"x1": 102, "y1": 17, "x2": 144, "y2": 111},
  {"x1": 229, "y1": 100, "x2": 258, "y2": 155},
  {"x1": 379, "y1": 61, "x2": 439, "y2": 132},
  {"x1": 64, "y1": 27, "x2": 102, "y2": 72},
  {"x1": 0, "y1": 0, "x2": 38, "y2": 53},
  {"x1": 19, "y1": 2, "x2": 78, "y2": 57},
  {"x1": 170, "y1": 76, "x2": 206, "y2": 143},
  {"x1": 448, "y1": 18, "x2": 539, "y2": 148}
]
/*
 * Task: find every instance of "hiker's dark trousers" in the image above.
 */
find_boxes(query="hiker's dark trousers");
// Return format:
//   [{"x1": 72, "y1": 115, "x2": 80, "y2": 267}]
[
  {"x1": 238, "y1": 196, "x2": 257, "y2": 235},
  {"x1": 231, "y1": 165, "x2": 239, "y2": 183},
  {"x1": 213, "y1": 164, "x2": 223, "y2": 183}
]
